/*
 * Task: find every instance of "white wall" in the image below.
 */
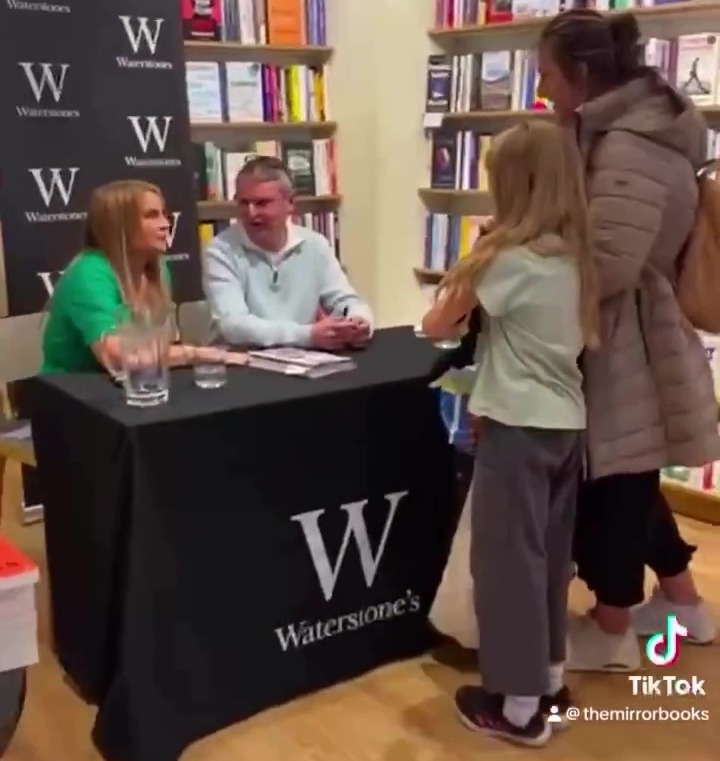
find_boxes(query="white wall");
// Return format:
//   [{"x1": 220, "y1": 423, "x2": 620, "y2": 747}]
[{"x1": 328, "y1": 0, "x2": 433, "y2": 328}]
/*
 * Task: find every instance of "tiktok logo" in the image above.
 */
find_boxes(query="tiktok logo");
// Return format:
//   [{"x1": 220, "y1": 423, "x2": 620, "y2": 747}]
[{"x1": 645, "y1": 615, "x2": 688, "y2": 666}]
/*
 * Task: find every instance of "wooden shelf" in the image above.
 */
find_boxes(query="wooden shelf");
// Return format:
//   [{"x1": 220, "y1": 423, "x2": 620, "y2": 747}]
[
  {"x1": 198, "y1": 195, "x2": 342, "y2": 221},
  {"x1": 414, "y1": 267, "x2": 446, "y2": 285},
  {"x1": 419, "y1": 188, "x2": 493, "y2": 215},
  {"x1": 440, "y1": 108, "x2": 551, "y2": 132},
  {"x1": 429, "y1": 3, "x2": 720, "y2": 54},
  {"x1": 184, "y1": 41, "x2": 333, "y2": 65},
  {"x1": 662, "y1": 479, "x2": 720, "y2": 526},
  {"x1": 429, "y1": 106, "x2": 720, "y2": 132},
  {"x1": 190, "y1": 120, "x2": 336, "y2": 145}
]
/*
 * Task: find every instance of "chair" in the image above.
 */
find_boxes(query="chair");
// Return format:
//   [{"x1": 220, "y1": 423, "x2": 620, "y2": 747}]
[{"x1": 0, "y1": 385, "x2": 36, "y2": 528}]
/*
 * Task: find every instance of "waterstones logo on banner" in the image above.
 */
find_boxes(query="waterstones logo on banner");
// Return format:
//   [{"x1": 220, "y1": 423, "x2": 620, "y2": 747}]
[
  {"x1": 164, "y1": 211, "x2": 189, "y2": 262},
  {"x1": 17, "y1": 62, "x2": 79, "y2": 118},
  {"x1": 117, "y1": 15, "x2": 172, "y2": 70},
  {"x1": 26, "y1": 167, "x2": 85, "y2": 223},
  {"x1": 37, "y1": 269, "x2": 65, "y2": 297},
  {"x1": 5, "y1": 1, "x2": 71, "y2": 12},
  {"x1": 126, "y1": 116, "x2": 181, "y2": 168},
  {"x1": 275, "y1": 491, "x2": 422, "y2": 652}
]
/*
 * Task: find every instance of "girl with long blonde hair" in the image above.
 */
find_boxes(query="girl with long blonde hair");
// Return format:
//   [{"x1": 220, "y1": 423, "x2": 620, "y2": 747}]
[
  {"x1": 422, "y1": 120, "x2": 598, "y2": 747},
  {"x1": 42, "y1": 180, "x2": 209, "y2": 373}
]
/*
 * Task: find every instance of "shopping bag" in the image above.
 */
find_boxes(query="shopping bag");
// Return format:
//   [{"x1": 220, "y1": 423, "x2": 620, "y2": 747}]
[
  {"x1": 429, "y1": 491, "x2": 478, "y2": 649},
  {"x1": 437, "y1": 387, "x2": 477, "y2": 456}
]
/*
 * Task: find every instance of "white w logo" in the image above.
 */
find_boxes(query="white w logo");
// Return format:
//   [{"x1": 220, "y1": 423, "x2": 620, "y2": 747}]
[
  {"x1": 28, "y1": 167, "x2": 78, "y2": 207},
  {"x1": 127, "y1": 116, "x2": 172, "y2": 152},
  {"x1": 118, "y1": 16, "x2": 163, "y2": 55},
  {"x1": 18, "y1": 62, "x2": 69, "y2": 103},
  {"x1": 166, "y1": 211, "x2": 181, "y2": 249},
  {"x1": 291, "y1": 491, "x2": 407, "y2": 602}
]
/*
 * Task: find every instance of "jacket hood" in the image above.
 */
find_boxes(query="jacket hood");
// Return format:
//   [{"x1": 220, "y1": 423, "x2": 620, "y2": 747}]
[{"x1": 577, "y1": 74, "x2": 707, "y2": 169}]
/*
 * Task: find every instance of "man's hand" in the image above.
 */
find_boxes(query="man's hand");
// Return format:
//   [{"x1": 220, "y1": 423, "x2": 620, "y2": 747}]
[
  {"x1": 345, "y1": 316, "x2": 371, "y2": 347},
  {"x1": 310, "y1": 316, "x2": 353, "y2": 350}
]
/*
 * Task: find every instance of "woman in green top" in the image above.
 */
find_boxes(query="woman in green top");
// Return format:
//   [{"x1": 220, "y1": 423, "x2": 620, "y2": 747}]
[{"x1": 41, "y1": 179, "x2": 199, "y2": 374}]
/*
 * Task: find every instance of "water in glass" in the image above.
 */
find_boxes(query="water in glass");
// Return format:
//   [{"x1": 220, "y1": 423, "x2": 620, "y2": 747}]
[
  {"x1": 119, "y1": 309, "x2": 171, "y2": 407},
  {"x1": 193, "y1": 345, "x2": 228, "y2": 389}
]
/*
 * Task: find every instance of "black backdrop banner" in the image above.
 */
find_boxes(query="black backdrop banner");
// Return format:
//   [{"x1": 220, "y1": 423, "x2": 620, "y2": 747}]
[{"x1": 0, "y1": 0, "x2": 201, "y2": 317}]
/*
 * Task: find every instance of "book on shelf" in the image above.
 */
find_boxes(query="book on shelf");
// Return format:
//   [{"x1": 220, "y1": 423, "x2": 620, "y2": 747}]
[
  {"x1": 433, "y1": 0, "x2": 691, "y2": 29},
  {"x1": 183, "y1": 0, "x2": 327, "y2": 45},
  {"x1": 423, "y1": 36, "x2": 720, "y2": 122},
  {"x1": 192, "y1": 138, "x2": 337, "y2": 200},
  {"x1": 423, "y1": 214, "x2": 492, "y2": 271},
  {"x1": 186, "y1": 61, "x2": 329, "y2": 123},
  {"x1": 423, "y1": 39, "x2": 720, "y2": 191}
]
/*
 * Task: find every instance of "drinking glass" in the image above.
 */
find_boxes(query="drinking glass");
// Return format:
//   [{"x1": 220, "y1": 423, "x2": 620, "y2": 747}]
[
  {"x1": 118, "y1": 307, "x2": 172, "y2": 407},
  {"x1": 190, "y1": 305, "x2": 228, "y2": 390},
  {"x1": 193, "y1": 344, "x2": 228, "y2": 389}
]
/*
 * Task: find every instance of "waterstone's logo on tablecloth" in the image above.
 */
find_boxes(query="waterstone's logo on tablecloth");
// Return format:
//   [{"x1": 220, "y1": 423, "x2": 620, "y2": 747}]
[
  {"x1": 117, "y1": 16, "x2": 172, "y2": 70},
  {"x1": 126, "y1": 116, "x2": 181, "y2": 168},
  {"x1": 17, "y1": 62, "x2": 79, "y2": 118},
  {"x1": 275, "y1": 491, "x2": 422, "y2": 652}
]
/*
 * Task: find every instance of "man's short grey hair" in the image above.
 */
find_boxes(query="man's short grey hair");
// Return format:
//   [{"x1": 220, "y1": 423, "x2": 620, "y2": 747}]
[{"x1": 236, "y1": 155, "x2": 294, "y2": 195}]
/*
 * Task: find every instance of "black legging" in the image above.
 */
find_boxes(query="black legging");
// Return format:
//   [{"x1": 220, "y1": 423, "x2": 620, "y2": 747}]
[{"x1": 573, "y1": 470, "x2": 696, "y2": 608}]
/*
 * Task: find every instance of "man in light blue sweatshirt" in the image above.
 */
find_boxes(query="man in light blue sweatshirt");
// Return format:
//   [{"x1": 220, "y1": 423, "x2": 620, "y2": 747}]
[{"x1": 203, "y1": 155, "x2": 374, "y2": 349}]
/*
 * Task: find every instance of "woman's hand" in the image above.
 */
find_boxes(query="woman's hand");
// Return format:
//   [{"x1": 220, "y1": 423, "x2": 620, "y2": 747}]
[{"x1": 224, "y1": 351, "x2": 248, "y2": 366}]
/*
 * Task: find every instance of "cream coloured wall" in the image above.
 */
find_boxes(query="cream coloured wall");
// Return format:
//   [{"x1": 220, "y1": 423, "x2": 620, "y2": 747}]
[
  {"x1": 328, "y1": 0, "x2": 433, "y2": 328},
  {"x1": 0, "y1": 0, "x2": 434, "y2": 381}
]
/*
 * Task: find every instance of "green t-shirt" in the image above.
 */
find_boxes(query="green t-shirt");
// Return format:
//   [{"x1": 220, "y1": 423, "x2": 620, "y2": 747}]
[
  {"x1": 468, "y1": 245, "x2": 586, "y2": 430},
  {"x1": 40, "y1": 250, "x2": 172, "y2": 374}
]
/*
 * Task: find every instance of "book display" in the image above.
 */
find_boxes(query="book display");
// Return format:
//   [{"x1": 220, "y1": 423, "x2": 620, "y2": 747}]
[
  {"x1": 420, "y1": 0, "x2": 720, "y2": 523},
  {"x1": 182, "y1": 0, "x2": 341, "y2": 259}
]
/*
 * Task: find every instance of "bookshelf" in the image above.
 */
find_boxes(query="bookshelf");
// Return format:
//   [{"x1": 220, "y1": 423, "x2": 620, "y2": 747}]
[
  {"x1": 429, "y1": 2, "x2": 720, "y2": 54},
  {"x1": 182, "y1": 0, "x2": 341, "y2": 257},
  {"x1": 420, "y1": 1, "x2": 720, "y2": 524}
]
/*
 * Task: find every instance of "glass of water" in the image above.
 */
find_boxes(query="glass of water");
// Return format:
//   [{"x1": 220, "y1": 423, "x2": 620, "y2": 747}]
[
  {"x1": 193, "y1": 341, "x2": 228, "y2": 389},
  {"x1": 191, "y1": 311, "x2": 228, "y2": 390},
  {"x1": 118, "y1": 307, "x2": 171, "y2": 407}
]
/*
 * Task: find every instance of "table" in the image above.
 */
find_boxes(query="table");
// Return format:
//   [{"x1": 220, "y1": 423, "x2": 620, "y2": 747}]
[{"x1": 31, "y1": 327, "x2": 456, "y2": 761}]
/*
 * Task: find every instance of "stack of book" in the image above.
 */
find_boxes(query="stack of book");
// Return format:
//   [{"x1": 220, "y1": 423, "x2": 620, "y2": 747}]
[
  {"x1": 193, "y1": 139, "x2": 337, "y2": 202},
  {"x1": 0, "y1": 536, "x2": 39, "y2": 674},
  {"x1": 182, "y1": 0, "x2": 327, "y2": 46},
  {"x1": 432, "y1": 0, "x2": 690, "y2": 28},
  {"x1": 186, "y1": 61, "x2": 329, "y2": 124}
]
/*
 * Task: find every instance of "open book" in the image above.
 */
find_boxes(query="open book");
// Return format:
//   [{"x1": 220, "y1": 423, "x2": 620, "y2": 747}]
[{"x1": 247, "y1": 347, "x2": 356, "y2": 379}]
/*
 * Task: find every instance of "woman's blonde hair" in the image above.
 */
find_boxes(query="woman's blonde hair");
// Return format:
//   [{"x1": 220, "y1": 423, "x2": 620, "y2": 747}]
[
  {"x1": 439, "y1": 120, "x2": 599, "y2": 349},
  {"x1": 84, "y1": 179, "x2": 170, "y2": 311}
]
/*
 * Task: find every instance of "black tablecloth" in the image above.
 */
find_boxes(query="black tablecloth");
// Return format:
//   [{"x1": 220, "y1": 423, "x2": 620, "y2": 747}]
[{"x1": 32, "y1": 326, "x2": 456, "y2": 761}]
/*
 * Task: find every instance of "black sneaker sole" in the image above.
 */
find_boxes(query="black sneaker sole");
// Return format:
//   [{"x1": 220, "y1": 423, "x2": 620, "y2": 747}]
[{"x1": 455, "y1": 705, "x2": 552, "y2": 747}]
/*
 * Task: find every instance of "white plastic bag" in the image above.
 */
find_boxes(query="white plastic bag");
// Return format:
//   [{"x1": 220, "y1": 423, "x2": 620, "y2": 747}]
[{"x1": 429, "y1": 491, "x2": 478, "y2": 650}]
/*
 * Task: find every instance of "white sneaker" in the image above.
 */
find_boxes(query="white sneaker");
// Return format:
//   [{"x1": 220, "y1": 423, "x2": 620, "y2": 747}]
[
  {"x1": 632, "y1": 587, "x2": 716, "y2": 644},
  {"x1": 565, "y1": 614, "x2": 641, "y2": 672}
]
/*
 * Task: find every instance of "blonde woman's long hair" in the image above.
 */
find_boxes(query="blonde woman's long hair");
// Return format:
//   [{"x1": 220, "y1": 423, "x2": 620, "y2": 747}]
[
  {"x1": 84, "y1": 179, "x2": 170, "y2": 312},
  {"x1": 439, "y1": 120, "x2": 600, "y2": 349}
]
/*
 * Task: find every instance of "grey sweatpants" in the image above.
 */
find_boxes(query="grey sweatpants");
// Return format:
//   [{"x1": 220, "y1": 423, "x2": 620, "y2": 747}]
[{"x1": 471, "y1": 418, "x2": 582, "y2": 696}]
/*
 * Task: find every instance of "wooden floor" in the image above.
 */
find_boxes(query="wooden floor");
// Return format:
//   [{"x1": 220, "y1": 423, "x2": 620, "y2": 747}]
[{"x1": 3, "y1": 461, "x2": 720, "y2": 760}]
